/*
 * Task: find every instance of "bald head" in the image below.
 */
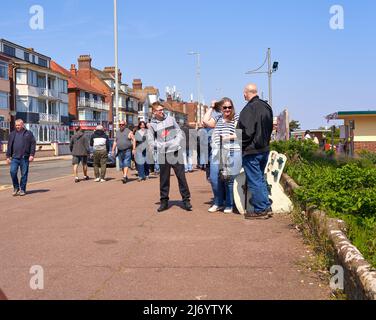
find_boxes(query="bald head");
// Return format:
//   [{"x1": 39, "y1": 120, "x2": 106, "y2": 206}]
[{"x1": 244, "y1": 83, "x2": 258, "y2": 102}]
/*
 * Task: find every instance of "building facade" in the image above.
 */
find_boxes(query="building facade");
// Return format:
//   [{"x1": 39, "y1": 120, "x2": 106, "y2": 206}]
[
  {"x1": 0, "y1": 53, "x2": 11, "y2": 141},
  {"x1": 0, "y1": 39, "x2": 70, "y2": 143},
  {"x1": 51, "y1": 61, "x2": 110, "y2": 133}
]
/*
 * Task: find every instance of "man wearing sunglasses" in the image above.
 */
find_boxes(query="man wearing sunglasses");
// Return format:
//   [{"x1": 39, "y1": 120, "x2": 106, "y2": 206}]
[
  {"x1": 112, "y1": 120, "x2": 135, "y2": 184},
  {"x1": 147, "y1": 102, "x2": 192, "y2": 213}
]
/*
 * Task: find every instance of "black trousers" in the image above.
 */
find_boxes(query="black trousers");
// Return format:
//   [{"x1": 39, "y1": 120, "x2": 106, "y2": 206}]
[{"x1": 158, "y1": 151, "x2": 191, "y2": 202}]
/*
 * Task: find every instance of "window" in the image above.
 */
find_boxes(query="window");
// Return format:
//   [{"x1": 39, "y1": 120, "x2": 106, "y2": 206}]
[
  {"x1": 16, "y1": 97, "x2": 28, "y2": 112},
  {"x1": 38, "y1": 100, "x2": 46, "y2": 113},
  {"x1": 58, "y1": 79, "x2": 68, "y2": 93},
  {"x1": 28, "y1": 70, "x2": 38, "y2": 86},
  {"x1": 16, "y1": 69, "x2": 27, "y2": 84},
  {"x1": 24, "y1": 52, "x2": 30, "y2": 62},
  {"x1": 60, "y1": 103, "x2": 68, "y2": 117},
  {"x1": 0, "y1": 116, "x2": 4, "y2": 122},
  {"x1": 3, "y1": 44, "x2": 15, "y2": 57},
  {"x1": 37, "y1": 75, "x2": 46, "y2": 88},
  {"x1": 0, "y1": 92, "x2": 9, "y2": 110},
  {"x1": 0, "y1": 61, "x2": 8, "y2": 80},
  {"x1": 29, "y1": 97, "x2": 39, "y2": 113},
  {"x1": 49, "y1": 102, "x2": 57, "y2": 115},
  {"x1": 38, "y1": 58, "x2": 48, "y2": 68}
]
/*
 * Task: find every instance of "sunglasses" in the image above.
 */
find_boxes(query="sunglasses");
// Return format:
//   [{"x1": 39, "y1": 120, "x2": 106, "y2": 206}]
[{"x1": 222, "y1": 106, "x2": 233, "y2": 110}]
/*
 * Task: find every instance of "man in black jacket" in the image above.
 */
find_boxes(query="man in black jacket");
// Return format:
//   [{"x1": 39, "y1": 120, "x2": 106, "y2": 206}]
[
  {"x1": 6, "y1": 119, "x2": 36, "y2": 196},
  {"x1": 237, "y1": 84, "x2": 273, "y2": 219}
]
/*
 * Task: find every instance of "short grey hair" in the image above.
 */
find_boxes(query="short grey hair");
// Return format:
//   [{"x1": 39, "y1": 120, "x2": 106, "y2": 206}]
[{"x1": 15, "y1": 119, "x2": 24, "y2": 125}]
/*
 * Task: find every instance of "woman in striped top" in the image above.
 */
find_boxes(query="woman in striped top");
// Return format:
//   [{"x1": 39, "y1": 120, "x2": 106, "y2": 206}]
[{"x1": 209, "y1": 97, "x2": 242, "y2": 214}]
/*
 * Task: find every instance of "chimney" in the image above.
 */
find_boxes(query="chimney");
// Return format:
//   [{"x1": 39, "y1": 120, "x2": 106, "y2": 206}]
[
  {"x1": 78, "y1": 55, "x2": 92, "y2": 70},
  {"x1": 103, "y1": 67, "x2": 122, "y2": 82},
  {"x1": 70, "y1": 64, "x2": 77, "y2": 76},
  {"x1": 132, "y1": 79, "x2": 143, "y2": 90}
]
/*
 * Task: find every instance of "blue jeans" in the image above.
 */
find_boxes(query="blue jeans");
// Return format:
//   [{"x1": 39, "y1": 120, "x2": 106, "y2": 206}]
[
  {"x1": 242, "y1": 152, "x2": 271, "y2": 213},
  {"x1": 183, "y1": 149, "x2": 193, "y2": 172},
  {"x1": 118, "y1": 149, "x2": 132, "y2": 169},
  {"x1": 210, "y1": 149, "x2": 242, "y2": 208},
  {"x1": 136, "y1": 150, "x2": 150, "y2": 179},
  {"x1": 10, "y1": 157, "x2": 30, "y2": 192}
]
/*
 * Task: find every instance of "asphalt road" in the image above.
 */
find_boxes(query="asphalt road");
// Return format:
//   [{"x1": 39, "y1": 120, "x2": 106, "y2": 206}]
[{"x1": 0, "y1": 160, "x2": 73, "y2": 189}]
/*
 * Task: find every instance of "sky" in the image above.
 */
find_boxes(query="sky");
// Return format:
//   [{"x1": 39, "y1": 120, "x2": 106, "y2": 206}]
[{"x1": 1, "y1": 0, "x2": 376, "y2": 129}]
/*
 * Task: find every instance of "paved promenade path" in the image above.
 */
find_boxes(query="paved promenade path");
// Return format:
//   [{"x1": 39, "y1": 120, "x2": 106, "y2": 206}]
[{"x1": 0, "y1": 169, "x2": 330, "y2": 300}]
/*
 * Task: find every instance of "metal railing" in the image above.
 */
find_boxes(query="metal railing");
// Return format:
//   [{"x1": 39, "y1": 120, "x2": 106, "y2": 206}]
[
  {"x1": 38, "y1": 88, "x2": 59, "y2": 99},
  {"x1": 78, "y1": 98, "x2": 109, "y2": 111},
  {"x1": 0, "y1": 121, "x2": 10, "y2": 129},
  {"x1": 39, "y1": 113, "x2": 59, "y2": 122}
]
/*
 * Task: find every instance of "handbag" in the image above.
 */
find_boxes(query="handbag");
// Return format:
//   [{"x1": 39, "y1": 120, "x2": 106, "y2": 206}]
[{"x1": 218, "y1": 136, "x2": 232, "y2": 183}]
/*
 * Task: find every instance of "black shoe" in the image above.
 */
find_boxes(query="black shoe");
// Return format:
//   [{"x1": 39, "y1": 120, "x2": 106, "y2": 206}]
[
  {"x1": 75, "y1": 177, "x2": 80, "y2": 183},
  {"x1": 265, "y1": 207, "x2": 274, "y2": 217},
  {"x1": 84, "y1": 176, "x2": 90, "y2": 181},
  {"x1": 122, "y1": 177, "x2": 129, "y2": 184},
  {"x1": 244, "y1": 212, "x2": 269, "y2": 220},
  {"x1": 182, "y1": 200, "x2": 193, "y2": 211},
  {"x1": 157, "y1": 201, "x2": 169, "y2": 213}
]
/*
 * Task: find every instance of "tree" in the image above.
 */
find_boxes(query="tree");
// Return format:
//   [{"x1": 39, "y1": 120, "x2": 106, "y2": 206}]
[{"x1": 289, "y1": 120, "x2": 301, "y2": 132}]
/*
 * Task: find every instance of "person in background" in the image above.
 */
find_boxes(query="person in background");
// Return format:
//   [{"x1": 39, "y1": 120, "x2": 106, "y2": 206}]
[
  {"x1": 237, "y1": 83, "x2": 274, "y2": 220},
  {"x1": 112, "y1": 121, "x2": 134, "y2": 184},
  {"x1": 91, "y1": 125, "x2": 110, "y2": 183},
  {"x1": 207, "y1": 98, "x2": 242, "y2": 214},
  {"x1": 147, "y1": 101, "x2": 192, "y2": 213},
  {"x1": 6, "y1": 119, "x2": 36, "y2": 196},
  {"x1": 134, "y1": 121, "x2": 150, "y2": 182},
  {"x1": 304, "y1": 130, "x2": 312, "y2": 140},
  {"x1": 181, "y1": 124, "x2": 195, "y2": 173},
  {"x1": 70, "y1": 126, "x2": 90, "y2": 183},
  {"x1": 312, "y1": 133, "x2": 320, "y2": 145}
]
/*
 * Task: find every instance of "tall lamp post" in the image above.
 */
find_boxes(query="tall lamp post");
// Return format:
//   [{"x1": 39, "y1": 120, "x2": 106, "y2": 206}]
[
  {"x1": 114, "y1": 0, "x2": 120, "y2": 170},
  {"x1": 246, "y1": 48, "x2": 278, "y2": 107},
  {"x1": 188, "y1": 51, "x2": 201, "y2": 128}
]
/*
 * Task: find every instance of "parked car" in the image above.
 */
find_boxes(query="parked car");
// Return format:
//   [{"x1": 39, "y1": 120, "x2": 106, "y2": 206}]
[{"x1": 87, "y1": 138, "x2": 116, "y2": 168}]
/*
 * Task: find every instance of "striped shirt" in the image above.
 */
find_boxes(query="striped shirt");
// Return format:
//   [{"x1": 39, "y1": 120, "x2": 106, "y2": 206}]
[{"x1": 213, "y1": 114, "x2": 240, "y2": 151}]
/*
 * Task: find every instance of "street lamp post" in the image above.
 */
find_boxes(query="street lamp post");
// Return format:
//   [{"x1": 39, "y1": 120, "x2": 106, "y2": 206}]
[
  {"x1": 188, "y1": 51, "x2": 201, "y2": 128},
  {"x1": 246, "y1": 48, "x2": 278, "y2": 107},
  {"x1": 114, "y1": 0, "x2": 120, "y2": 170}
]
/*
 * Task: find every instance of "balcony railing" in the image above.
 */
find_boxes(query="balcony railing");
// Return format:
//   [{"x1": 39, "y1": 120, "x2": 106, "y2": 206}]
[
  {"x1": 78, "y1": 98, "x2": 109, "y2": 111},
  {"x1": 0, "y1": 121, "x2": 10, "y2": 130},
  {"x1": 38, "y1": 88, "x2": 59, "y2": 100},
  {"x1": 39, "y1": 113, "x2": 59, "y2": 122}
]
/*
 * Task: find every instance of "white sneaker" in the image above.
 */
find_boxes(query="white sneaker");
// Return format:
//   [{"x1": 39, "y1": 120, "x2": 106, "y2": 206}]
[
  {"x1": 208, "y1": 205, "x2": 222, "y2": 213},
  {"x1": 100, "y1": 179, "x2": 106, "y2": 183},
  {"x1": 224, "y1": 207, "x2": 233, "y2": 214},
  {"x1": 94, "y1": 178, "x2": 100, "y2": 182}
]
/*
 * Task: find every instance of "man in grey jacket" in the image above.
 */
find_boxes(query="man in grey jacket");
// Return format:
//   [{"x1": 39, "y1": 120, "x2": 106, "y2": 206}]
[
  {"x1": 70, "y1": 126, "x2": 90, "y2": 183},
  {"x1": 147, "y1": 102, "x2": 192, "y2": 212}
]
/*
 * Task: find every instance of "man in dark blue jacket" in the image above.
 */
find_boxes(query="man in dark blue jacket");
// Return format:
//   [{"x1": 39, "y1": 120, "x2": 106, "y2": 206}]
[
  {"x1": 6, "y1": 119, "x2": 36, "y2": 196},
  {"x1": 237, "y1": 84, "x2": 273, "y2": 219}
]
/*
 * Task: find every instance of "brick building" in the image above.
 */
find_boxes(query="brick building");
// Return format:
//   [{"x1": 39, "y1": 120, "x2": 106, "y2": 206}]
[{"x1": 51, "y1": 61, "x2": 110, "y2": 133}]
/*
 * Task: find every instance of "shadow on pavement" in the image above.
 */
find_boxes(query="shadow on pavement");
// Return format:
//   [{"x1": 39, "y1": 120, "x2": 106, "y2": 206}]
[
  {"x1": 27, "y1": 189, "x2": 50, "y2": 195},
  {"x1": 0, "y1": 288, "x2": 8, "y2": 300}
]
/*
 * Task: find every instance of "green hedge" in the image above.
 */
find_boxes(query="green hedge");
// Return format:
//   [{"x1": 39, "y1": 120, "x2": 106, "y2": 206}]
[{"x1": 271, "y1": 140, "x2": 376, "y2": 267}]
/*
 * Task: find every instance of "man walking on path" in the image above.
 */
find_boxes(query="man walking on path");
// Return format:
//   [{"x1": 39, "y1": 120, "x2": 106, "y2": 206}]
[
  {"x1": 147, "y1": 102, "x2": 192, "y2": 212},
  {"x1": 237, "y1": 84, "x2": 273, "y2": 219},
  {"x1": 90, "y1": 125, "x2": 110, "y2": 183},
  {"x1": 6, "y1": 119, "x2": 36, "y2": 196},
  {"x1": 70, "y1": 126, "x2": 90, "y2": 183},
  {"x1": 112, "y1": 120, "x2": 135, "y2": 184}
]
